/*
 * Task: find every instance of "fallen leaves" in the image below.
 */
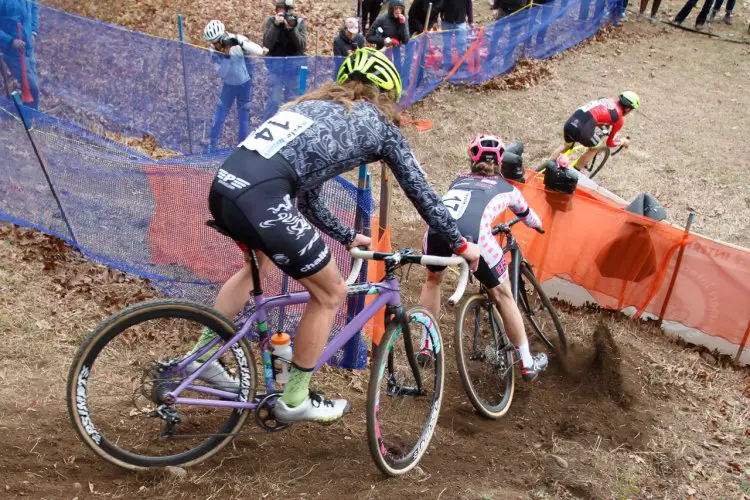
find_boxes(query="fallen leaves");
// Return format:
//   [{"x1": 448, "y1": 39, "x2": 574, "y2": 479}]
[{"x1": 478, "y1": 58, "x2": 553, "y2": 91}]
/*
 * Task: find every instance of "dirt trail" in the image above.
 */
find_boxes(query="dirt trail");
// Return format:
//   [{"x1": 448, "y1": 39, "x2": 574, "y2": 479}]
[{"x1": 0, "y1": 226, "x2": 748, "y2": 499}]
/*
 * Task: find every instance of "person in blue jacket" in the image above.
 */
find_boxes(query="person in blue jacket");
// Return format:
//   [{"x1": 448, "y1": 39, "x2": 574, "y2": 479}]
[{"x1": 0, "y1": 0, "x2": 40, "y2": 109}]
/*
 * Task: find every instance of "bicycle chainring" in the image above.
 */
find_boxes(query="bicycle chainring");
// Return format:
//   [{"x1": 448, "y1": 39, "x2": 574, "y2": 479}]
[{"x1": 254, "y1": 392, "x2": 291, "y2": 432}]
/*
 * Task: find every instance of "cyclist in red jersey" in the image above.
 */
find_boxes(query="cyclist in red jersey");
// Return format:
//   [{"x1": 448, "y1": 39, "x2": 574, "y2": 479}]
[{"x1": 550, "y1": 91, "x2": 640, "y2": 172}]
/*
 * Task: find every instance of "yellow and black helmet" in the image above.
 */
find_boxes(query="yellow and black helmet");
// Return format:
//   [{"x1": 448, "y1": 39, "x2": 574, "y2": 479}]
[{"x1": 336, "y1": 47, "x2": 403, "y2": 102}]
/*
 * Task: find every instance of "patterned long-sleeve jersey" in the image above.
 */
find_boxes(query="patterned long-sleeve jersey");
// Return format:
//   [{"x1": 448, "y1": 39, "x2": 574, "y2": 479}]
[{"x1": 240, "y1": 99, "x2": 463, "y2": 247}]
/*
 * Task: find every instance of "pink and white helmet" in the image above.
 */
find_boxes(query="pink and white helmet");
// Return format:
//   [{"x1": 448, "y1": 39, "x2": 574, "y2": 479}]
[{"x1": 468, "y1": 134, "x2": 505, "y2": 164}]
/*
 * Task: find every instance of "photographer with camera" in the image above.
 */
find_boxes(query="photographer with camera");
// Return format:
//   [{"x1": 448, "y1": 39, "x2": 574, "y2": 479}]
[
  {"x1": 203, "y1": 20, "x2": 266, "y2": 151},
  {"x1": 263, "y1": 0, "x2": 307, "y2": 57}
]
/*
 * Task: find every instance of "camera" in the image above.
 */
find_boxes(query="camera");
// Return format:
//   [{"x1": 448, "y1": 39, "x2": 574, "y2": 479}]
[
  {"x1": 283, "y1": 11, "x2": 298, "y2": 25},
  {"x1": 219, "y1": 35, "x2": 240, "y2": 48}
]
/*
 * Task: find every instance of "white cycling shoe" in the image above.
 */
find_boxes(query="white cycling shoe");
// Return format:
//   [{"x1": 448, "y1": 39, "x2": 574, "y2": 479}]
[
  {"x1": 274, "y1": 392, "x2": 350, "y2": 424},
  {"x1": 186, "y1": 360, "x2": 240, "y2": 393}
]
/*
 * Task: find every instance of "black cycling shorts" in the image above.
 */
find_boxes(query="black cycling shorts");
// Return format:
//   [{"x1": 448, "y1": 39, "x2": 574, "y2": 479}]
[
  {"x1": 208, "y1": 148, "x2": 331, "y2": 280},
  {"x1": 422, "y1": 230, "x2": 508, "y2": 289},
  {"x1": 563, "y1": 110, "x2": 601, "y2": 149}
]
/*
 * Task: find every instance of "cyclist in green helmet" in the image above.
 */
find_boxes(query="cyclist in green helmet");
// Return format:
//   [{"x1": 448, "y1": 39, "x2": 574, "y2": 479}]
[
  {"x1": 191, "y1": 47, "x2": 480, "y2": 424},
  {"x1": 550, "y1": 91, "x2": 640, "y2": 173}
]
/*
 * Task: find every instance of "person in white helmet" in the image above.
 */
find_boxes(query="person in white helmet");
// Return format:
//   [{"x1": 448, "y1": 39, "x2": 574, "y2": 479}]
[{"x1": 203, "y1": 20, "x2": 267, "y2": 151}]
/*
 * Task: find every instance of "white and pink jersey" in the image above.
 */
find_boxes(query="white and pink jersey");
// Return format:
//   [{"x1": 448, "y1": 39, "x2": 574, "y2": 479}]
[{"x1": 435, "y1": 174, "x2": 542, "y2": 268}]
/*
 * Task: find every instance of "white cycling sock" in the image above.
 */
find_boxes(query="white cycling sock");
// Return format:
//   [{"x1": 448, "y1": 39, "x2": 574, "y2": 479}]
[{"x1": 516, "y1": 342, "x2": 534, "y2": 368}]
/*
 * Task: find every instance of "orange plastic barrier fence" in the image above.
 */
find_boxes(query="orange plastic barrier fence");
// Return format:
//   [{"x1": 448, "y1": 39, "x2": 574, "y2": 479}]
[
  {"x1": 362, "y1": 217, "x2": 392, "y2": 346},
  {"x1": 500, "y1": 173, "x2": 750, "y2": 347}
]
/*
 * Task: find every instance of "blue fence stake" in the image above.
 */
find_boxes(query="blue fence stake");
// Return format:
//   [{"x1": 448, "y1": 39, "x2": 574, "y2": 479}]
[
  {"x1": 298, "y1": 65, "x2": 308, "y2": 95},
  {"x1": 178, "y1": 15, "x2": 194, "y2": 154}
]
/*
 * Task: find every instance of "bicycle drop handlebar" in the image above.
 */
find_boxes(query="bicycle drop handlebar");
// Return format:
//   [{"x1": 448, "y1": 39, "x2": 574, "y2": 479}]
[
  {"x1": 347, "y1": 247, "x2": 470, "y2": 306},
  {"x1": 491, "y1": 216, "x2": 545, "y2": 236}
]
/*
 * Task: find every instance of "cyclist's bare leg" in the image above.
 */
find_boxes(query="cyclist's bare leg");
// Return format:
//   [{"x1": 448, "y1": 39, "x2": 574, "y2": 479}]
[
  {"x1": 418, "y1": 270, "x2": 444, "y2": 318},
  {"x1": 276, "y1": 260, "x2": 350, "y2": 421},
  {"x1": 486, "y1": 280, "x2": 527, "y2": 349},
  {"x1": 574, "y1": 147, "x2": 597, "y2": 170},
  {"x1": 188, "y1": 251, "x2": 270, "y2": 363},
  {"x1": 214, "y1": 251, "x2": 270, "y2": 318},
  {"x1": 550, "y1": 144, "x2": 566, "y2": 161},
  {"x1": 487, "y1": 279, "x2": 548, "y2": 379},
  {"x1": 293, "y1": 260, "x2": 348, "y2": 368}
]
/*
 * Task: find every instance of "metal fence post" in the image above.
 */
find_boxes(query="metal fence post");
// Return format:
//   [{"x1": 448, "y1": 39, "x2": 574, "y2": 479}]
[
  {"x1": 178, "y1": 15, "x2": 195, "y2": 153},
  {"x1": 11, "y1": 91, "x2": 78, "y2": 246}
]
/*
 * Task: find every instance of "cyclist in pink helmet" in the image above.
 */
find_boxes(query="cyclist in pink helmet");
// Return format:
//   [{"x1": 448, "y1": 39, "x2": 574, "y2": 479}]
[{"x1": 418, "y1": 134, "x2": 549, "y2": 382}]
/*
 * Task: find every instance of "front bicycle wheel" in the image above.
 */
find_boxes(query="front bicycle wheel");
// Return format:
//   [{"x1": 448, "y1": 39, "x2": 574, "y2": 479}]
[
  {"x1": 67, "y1": 299, "x2": 256, "y2": 470},
  {"x1": 366, "y1": 306, "x2": 445, "y2": 476},
  {"x1": 455, "y1": 294, "x2": 515, "y2": 419},
  {"x1": 518, "y1": 266, "x2": 568, "y2": 356},
  {"x1": 588, "y1": 148, "x2": 610, "y2": 179}
]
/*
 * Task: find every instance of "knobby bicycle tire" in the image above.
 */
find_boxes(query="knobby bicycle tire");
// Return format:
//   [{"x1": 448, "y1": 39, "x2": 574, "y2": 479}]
[
  {"x1": 518, "y1": 266, "x2": 567, "y2": 356},
  {"x1": 366, "y1": 306, "x2": 445, "y2": 476},
  {"x1": 454, "y1": 294, "x2": 516, "y2": 419},
  {"x1": 588, "y1": 147, "x2": 610, "y2": 180},
  {"x1": 67, "y1": 299, "x2": 256, "y2": 470}
]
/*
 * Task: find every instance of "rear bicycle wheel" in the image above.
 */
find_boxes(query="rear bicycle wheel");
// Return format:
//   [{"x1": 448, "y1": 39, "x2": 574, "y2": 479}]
[
  {"x1": 66, "y1": 299, "x2": 256, "y2": 470},
  {"x1": 366, "y1": 306, "x2": 445, "y2": 476},
  {"x1": 588, "y1": 147, "x2": 610, "y2": 179},
  {"x1": 518, "y1": 266, "x2": 568, "y2": 356},
  {"x1": 454, "y1": 294, "x2": 515, "y2": 419}
]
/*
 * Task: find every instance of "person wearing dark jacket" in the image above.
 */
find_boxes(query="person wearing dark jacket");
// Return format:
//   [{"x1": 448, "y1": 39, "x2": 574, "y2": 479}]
[
  {"x1": 408, "y1": 0, "x2": 444, "y2": 35},
  {"x1": 441, "y1": 0, "x2": 473, "y2": 68},
  {"x1": 262, "y1": 0, "x2": 307, "y2": 120},
  {"x1": 263, "y1": 0, "x2": 307, "y2": 57},
  {"x1": 366, "y1": 0, "x2": 410, "y2": 49},
  {"x1": 361, "y1": 0, "x2": 384, "y2": 31},
  {"x1": 334, "y1": 17, "x2": 365, "y2": 56}
]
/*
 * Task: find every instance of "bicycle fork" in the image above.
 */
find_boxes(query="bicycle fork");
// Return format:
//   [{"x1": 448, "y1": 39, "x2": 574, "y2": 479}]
[{"x1": 385, "y1": 305, "x2": 425, "y2": 397}]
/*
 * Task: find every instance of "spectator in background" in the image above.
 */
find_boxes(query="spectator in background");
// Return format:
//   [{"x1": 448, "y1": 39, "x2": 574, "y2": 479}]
[
  {"x1": 409, "y1": 0, "x2": 444, "y2": 35},
  {"x1": 638, "y1": 0, "x2": 662, "y2": 23},
  {"x1": 0, "y1": 0, "x2": 40, "y2": 109},
  {"x1": 361, "y1": 0, "x2": 384, "y2": 32},
  {"x1": 367, "y1": 0, "x2": 410, "y2": 49},
  {"x1": 491, "y1": 0, "x2": 527, "y2": 19},
  {"x1": 263, "y1": 0, "x2": 307, "y2": 57},
  {"x1": 334, "y1": 17, "x2": 365, "y2": 56},
  {"x1": 263, "y1": 0, "x2": 308, "y2": 119},
  {"x1": 203, "y1": 20, "x2": 266, "y2": 152},
  {"x1": 672, "y1": 0, "x2": 714, "y2": 29},
  {"x1": 707, "y1": 0, "x2": 734, "y2": 24},
  {"x1": 441, "y1": 0, "x2": 473, "y2": 68}
]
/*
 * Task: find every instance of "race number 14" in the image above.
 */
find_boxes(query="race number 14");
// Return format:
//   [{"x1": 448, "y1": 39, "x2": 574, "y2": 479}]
[{"x1": 240, "y1": 111, "x2": 314, "y2": 159}]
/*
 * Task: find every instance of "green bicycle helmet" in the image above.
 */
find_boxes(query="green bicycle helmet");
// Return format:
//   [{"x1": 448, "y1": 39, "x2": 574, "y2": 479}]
[
  {"x1": 336, "y1": 47, "x2": 403, "y2": 102},
  {"x1": 618, "y1": 91, "x2": 640, "y2": 110}
]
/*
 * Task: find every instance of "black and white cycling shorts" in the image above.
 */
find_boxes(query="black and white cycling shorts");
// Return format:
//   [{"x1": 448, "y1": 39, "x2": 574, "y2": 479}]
[
  {"x1": 208, "y1": 148, "x2": 330, "y2": 280},
  {"x1": 563, "y1": 109, "x2": 602, "y2": 149}
]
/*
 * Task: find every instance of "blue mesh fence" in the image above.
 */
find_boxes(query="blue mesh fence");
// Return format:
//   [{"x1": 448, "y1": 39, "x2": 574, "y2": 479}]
[
  {"x1": 1, "y1": 0, "x2": 619, "y2": 369},
  {"x1": 13, "y1": 0, "x2": 621, "y2": 153}
]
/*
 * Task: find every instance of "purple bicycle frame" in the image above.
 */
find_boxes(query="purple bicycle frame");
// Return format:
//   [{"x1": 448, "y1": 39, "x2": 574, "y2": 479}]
[{"x1": 165, "y1": 277, "x2": 403, "y2": 410}]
